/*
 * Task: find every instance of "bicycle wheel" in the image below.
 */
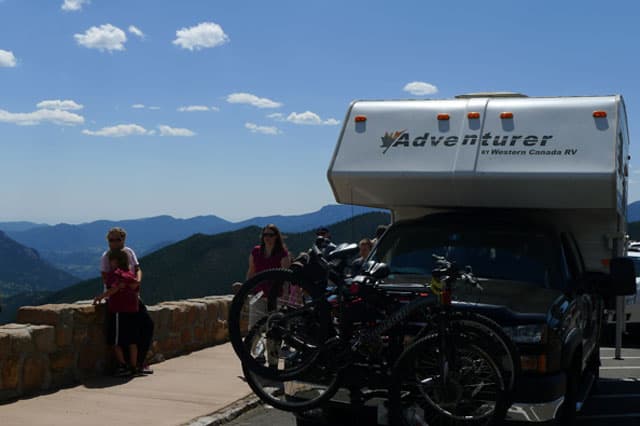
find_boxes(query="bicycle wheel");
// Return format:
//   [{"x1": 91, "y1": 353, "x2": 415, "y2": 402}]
[
  {"x1": 448, "y1": 312, "x2": 519, "y2": 394},
  {"x1": 242, "y1": 319, "x2": 342, "y2": 412},
  {"x1": 415, "y1": 311, "x2": 518, "y2": 395},
  {"x1": 390, "y1": 333, "x2": 508, "y2": 426},
  {"x1": 229, "y1": 268, "x2": 331, "y2": 380}
]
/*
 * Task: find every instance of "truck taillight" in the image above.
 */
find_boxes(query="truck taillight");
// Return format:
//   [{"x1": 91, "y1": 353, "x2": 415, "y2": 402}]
[
  {"x1": 500, "y1": 112, "x2": 514, "y2": 119},
  {"x1": 593, "y1": 111, "x2": 607, "y2": 118},
  {"x1": 354, "y1": 115, "x2": 367, "y2": 122},
  {"x1": 467, "y1": 112, "x2": 480, "y2": 119},
  {"x1": 437, "y1": 113, "x2": 450, "y2": 121}
]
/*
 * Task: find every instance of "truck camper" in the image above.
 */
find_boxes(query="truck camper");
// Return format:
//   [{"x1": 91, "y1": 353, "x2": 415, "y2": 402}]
[{"x1": 317, "y1": 94, "x2": 636, "y2": 424}]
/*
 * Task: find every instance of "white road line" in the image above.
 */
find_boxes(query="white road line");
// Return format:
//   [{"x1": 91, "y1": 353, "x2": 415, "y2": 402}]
[
  {"x1": 599, "y1": 366, "x2": 640, "y2": 370},
  {"x1": 602, "y1": 356, "x2": 640, "y2": 359}
]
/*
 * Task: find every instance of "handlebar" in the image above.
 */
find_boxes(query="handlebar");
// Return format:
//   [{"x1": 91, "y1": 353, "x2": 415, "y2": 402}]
[{"x1": 431, "y1": 254, "x2": 482, "y2": 291}]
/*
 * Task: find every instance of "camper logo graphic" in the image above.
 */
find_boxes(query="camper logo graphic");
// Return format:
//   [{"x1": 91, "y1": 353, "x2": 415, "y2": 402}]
[{"x1": 380, "y1": 130, "x2": 407, "y2": 154}]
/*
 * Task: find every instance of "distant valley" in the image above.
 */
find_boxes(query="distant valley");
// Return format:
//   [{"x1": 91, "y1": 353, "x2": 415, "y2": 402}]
[
  {"x1": 0, "y1": 206, "x2": 388, "y2": 323},
  {"x1": 47, "y1": 211, "x2": 390, "y2": 306},
  {"x1": 0, "y1": 231, "x2": 79, "y2": 323}
]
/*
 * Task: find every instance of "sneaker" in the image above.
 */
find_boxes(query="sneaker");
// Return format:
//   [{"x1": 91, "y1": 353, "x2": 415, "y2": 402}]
[
  {"x1": 113, "y1": 364, "x2": 130, "y2": 377},
  {"x1": 138, "y1": 364, "x2": 154, "y2": 375},
  {"x1": 130, "y1": 366, "x2": 144, "y2": 377}
]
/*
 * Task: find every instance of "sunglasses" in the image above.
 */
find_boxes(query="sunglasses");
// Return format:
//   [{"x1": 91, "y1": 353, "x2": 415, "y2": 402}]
[
  {"x1": 262, "y1": 232, "x2": 276, "y2": 237},
  {"x1": 109, "y1": 238, "x2": 123, "y2": 243}
]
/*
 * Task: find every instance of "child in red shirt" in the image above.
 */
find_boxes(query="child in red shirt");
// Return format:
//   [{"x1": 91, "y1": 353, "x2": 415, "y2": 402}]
[{"x1": 94, "y1": 249, "x2": 141, "y2": 376}]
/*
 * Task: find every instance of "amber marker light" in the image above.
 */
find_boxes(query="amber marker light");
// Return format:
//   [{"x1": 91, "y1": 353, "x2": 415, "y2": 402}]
[
  {"x1": 593, "y1": 111, "x2": 607, "y2": 118},
  {"x1": 354, "y1": 115, "x2": 367, "y2": 122},
  {"x1": 500, "y1": 112, "x2": 514, "y2": 119},
  {"x1": 467, "y1": 112, "x2": 481, "y2": 119},
  {"x1": 437, "y1": 113, "x2": 450, "y2": 121}
]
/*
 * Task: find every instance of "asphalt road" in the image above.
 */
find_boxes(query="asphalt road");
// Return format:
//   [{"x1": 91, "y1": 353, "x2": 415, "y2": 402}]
[
  {"x1": 227, "y1": 346, "x2": 640, "y2": 426},
  {"x1": 577, "y1": 346, "x2": 640, "y2": 425}
]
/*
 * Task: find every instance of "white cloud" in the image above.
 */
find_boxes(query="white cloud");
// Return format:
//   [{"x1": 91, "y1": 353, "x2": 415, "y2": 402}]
[
  {"x1": 131, "y1": 104, "x2": 159, "y2": 110},
  {"x1": 245, "y1": 122, "x2": 281, "y2": 135},
  {"x1": 0, "y1": 108, "x2": 84, "y2": 126},
  {"x1": 36, "y1": 99, "x2": 83, "y2": 111},
  {"x1": 177, "y1": 105, "x2": 219, "y2": 112},
  {"x1": 267, "y1": 112, "x2": 284, "y2": 121},
  {"x1": 74, "y1": 24, "x2": 127, "y2": 52},
  {"x1": 0, "y1": 49, "x2": 17, "y2": 67},
  {"x1": 128, "y1": 25, "x2": 145, "y2": 39},
  {"x1": 286, "y1": 111, "x2": 340, "y2": 126},
  {"x1": 82, "y1": 124, "x2": 150, "y2": 137},
  {"x1": 158, "y1": 125, "x2": 196, "y2": 137},
  {"x1": 227, "y1": 92, "x2": 281, "y2": 109},
  {"x1": 403, "y1": 81, "x2": 438, "y2": 96},
  {"x1": 61, "y1": 0, "x2": 89, "y2": 11},
  {"x1": 173, "y1": 22, "x2": 229, "y2": 51}
]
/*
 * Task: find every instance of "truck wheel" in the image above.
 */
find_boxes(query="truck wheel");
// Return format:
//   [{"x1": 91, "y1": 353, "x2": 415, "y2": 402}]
[
  {"x1": 557, "y1": 356, "x2": 580, "y2": 425},
  {"x1": 586, "y1": 345, "x2": 600, "y2": 394}
]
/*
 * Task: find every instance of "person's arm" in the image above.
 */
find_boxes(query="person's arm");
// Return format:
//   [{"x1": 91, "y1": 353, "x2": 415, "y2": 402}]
[
  {"x1": 101, "y1": 272, "x2": 109, "y2": 287},
  {"x1": 246, "y1": 254, "x2": 255, "y2": 280},
  {"x1": 135, "y1": 265, "x2": 142, "y2": 284},
  {"x1": 281, "y1": 253, "x2": 291, "y2": 269},
  {"x1": 93, "y1": 286, "x2": 119, "y2": 304}
]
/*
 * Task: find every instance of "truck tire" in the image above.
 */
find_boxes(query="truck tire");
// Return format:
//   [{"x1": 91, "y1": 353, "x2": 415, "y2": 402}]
[
  {"x1": 586, "y1": 344, "x2": 600, "y2": 394},
  {"x1": 557, "y1": 355, "x2": 581, "y2": 425}
]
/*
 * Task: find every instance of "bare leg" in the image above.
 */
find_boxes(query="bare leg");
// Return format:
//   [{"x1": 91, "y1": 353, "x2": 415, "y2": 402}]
[
  {"x1": 129, "y1": 344, "x2": 138, "y2": 368},
  {"x1": 114, "y1": 346, "x2": 126, "y2": 365}
]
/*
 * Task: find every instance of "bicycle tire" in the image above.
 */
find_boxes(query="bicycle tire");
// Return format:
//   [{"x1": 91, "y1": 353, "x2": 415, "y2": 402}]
[
  {"x1": 241, "y1": 319, "x2": 342, "y2": 412},
  {"x1": 448, "y1": 311, "x2": 519, "y2": 393},
  {"x1": 390, "y1": 332, "x2": 508, "y2": 426},
  {"x1": 414, "y1": 310, "x2": 519, "y2": 394},
  {"x1": 229, "y1": 268, "x2": 331, "y2": 380}
]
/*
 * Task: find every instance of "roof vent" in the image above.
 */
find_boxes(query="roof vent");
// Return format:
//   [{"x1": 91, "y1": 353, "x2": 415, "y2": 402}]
[{"x1": 455, "y1": 92, "x2": 528, "y2": 99}]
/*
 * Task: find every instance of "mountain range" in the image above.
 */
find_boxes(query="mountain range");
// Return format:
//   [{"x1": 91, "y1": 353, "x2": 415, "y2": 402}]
[
  {"x1": 47, "y1": 211, "x2": 391, "y2": 306},
  {"x1": 0, "y1": 204, "x2": 382, "y2": 279}
]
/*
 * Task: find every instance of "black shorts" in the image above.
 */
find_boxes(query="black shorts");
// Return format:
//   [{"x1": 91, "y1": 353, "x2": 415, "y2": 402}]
[{"x1": 107, "y1": 312, "x2": 141, "y2": 346}]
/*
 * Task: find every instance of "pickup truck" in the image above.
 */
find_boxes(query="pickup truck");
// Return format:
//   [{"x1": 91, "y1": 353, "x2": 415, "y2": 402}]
[{"x1": 303, "y1": 93, "x2": 636, "y2": 424}]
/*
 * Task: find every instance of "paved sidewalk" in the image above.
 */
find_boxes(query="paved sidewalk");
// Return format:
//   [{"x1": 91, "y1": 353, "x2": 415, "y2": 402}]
[{"x1": 0, "y1": 343, "x2": 252, "y2": 426}]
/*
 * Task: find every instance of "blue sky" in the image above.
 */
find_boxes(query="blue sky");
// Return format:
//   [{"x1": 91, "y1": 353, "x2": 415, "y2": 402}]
[{"x1": 1, "y1": 0, "x2": 639, "y2": 224}]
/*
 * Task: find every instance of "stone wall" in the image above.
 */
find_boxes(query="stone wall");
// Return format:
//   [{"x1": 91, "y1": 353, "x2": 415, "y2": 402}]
[{"x1": 0, "y1": 295, "x2": 231, "y2": 402}]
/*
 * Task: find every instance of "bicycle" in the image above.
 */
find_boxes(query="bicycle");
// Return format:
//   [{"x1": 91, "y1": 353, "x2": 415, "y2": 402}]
[{"x1": 228, "y1": 243, "x2": 518, "y2": 424}]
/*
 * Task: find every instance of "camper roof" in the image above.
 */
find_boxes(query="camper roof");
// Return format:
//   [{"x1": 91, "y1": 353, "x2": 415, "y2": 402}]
[{"x1": 328, "y1": 95, "x2": 629, "y2": 212}]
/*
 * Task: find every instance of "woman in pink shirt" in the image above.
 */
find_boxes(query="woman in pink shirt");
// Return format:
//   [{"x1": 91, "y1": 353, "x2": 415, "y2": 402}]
[
  {"x1": 247, "y1": 224, "x2": 291, "y2": 279},
  {"x1": 246, "y1": 224, "x2": 291, "y2": 327},
  {"x1": 245, "y1": 224, "x2": 292, "y2": 367}
]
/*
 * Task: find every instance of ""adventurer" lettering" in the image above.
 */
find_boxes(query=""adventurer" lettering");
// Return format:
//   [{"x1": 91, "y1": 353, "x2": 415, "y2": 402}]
[{"x1": 385, "y1": 132, "x2": 553, "y2": 149}]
